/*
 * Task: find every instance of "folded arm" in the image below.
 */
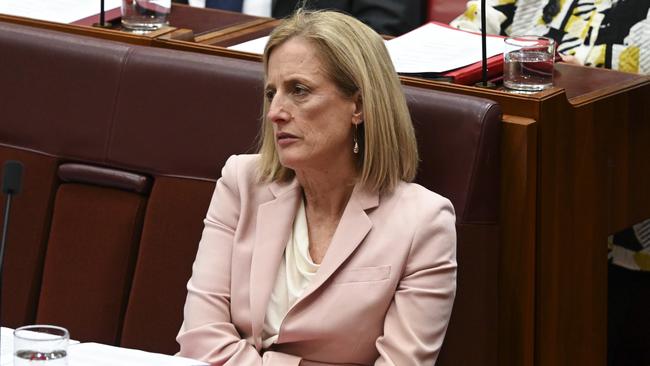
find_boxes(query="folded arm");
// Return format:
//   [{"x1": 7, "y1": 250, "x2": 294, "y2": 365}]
[
  {"x1": 374, "y1": 199, "x2": 457, "y2": 365},
  {"x1": 177, "y1": 156, "x2": 301, "y2": 366}
]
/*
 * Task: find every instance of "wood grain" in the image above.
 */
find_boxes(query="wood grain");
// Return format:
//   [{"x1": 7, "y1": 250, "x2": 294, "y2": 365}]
[{"x1": 500, "y1": 115, "x2": 537, "y2": 366}]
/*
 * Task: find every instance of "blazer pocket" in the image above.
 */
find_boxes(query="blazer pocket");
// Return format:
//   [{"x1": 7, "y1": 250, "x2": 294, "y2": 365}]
[{"x1": 333, "y1": 265, "x2": 391, "y2": 284}]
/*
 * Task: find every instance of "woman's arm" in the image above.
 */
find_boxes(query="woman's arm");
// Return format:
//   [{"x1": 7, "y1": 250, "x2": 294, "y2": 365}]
[
  {"x1": 374, "y1": 198, "x2": 457, "y2": 365},
  {"x1": 177, "y1": 155, "x2": 301, "y2": 366}
]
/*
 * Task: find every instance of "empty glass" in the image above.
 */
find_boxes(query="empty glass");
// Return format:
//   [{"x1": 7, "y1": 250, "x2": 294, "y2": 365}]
[
  {"x1": 13, "y1": 325, "x2": 69, "y2": 365},
  {"x1": 503, "y1": 36, "x2": 556, "y2": 92},
  {"x1": 121, "y1": 0, "x2": 171, "y2": 32}
]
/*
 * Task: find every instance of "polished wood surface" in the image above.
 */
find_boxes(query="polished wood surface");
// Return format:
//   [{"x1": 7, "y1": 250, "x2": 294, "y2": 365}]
[
  {"x1": 0, "y1": 13, "x2": 175, "y2": 46},
  {"x1": 534, "y1": 84, "x2": 650, "y2": 366},
  {"x1": 167, "y1": 4, "x2": 262, "y2": 35},
  {"x1": 499, "y1": 115, "x2": 537, "y2": 366},
  {"x1": 1, "y1": 8, "x2": 648, "y2": 366},
  {"x1": 403, "y1": 66, "x2": 649, "y2": 366}
]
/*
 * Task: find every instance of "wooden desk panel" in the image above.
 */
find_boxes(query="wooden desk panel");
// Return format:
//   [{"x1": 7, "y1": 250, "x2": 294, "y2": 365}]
[
  {"x1": 500, "y1": 115, "x2": 538, "y2": 366},
  {"x1": 167, "y1": 4, "x2": 260, "y2": 35},
  {"x1": 405, "y1": 67, "x2": 649, "y2": 366}
]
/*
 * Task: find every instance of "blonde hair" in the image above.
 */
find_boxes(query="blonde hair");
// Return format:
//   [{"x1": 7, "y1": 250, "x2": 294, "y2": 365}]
[{"x1": 257, "y1": 10, "x2": 418, "y2": 193}]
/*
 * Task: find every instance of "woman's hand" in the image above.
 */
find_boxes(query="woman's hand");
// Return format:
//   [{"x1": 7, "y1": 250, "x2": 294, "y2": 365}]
[{"x1": 559, "y1": 53, "x2": 583, "y2": 66}]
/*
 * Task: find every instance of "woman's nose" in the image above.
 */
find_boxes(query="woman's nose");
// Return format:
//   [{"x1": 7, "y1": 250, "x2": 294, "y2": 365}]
[{"x1": 267, "y1": 95, "x2": 292, "y2": 124}]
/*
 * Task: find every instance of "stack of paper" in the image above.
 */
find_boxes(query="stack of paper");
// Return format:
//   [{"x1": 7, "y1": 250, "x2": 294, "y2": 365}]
[
  {"x1": 1, "y1": 327, "x2": 12, "y2": 366},
  {"x1": 385, "y1": 22, "x2": 504, "y2": 73},
  {"x1": 68, "y1": 343, "x2": 208, "y2": 366},
  {"x1": 227, "y1": 22, "x2": 505, "y2": 75},
  {"x1": 0, "y1": 0, "x2": 121, "y2": 24}
]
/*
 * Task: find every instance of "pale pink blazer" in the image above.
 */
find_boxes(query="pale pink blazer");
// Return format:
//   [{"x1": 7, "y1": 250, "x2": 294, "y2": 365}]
[{"x1": 177, "y1": 154, "x2": 457, "y2": 366}]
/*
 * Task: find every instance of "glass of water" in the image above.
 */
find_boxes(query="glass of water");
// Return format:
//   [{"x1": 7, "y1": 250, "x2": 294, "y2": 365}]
[
  {"x1": 14, "y1": 325, "x2": 69, "y2": 365},
  {"x1": 503, "y1": 36, "x2": 556, "y2": 92},
  {"x1": 121, "y1": 0, "x2": 171, "y2": 33}
]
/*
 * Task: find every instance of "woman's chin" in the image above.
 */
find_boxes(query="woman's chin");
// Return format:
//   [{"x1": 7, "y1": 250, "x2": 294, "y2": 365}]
[{"x1": 277, "y1": 153, "x2": 302, "y2": 171}]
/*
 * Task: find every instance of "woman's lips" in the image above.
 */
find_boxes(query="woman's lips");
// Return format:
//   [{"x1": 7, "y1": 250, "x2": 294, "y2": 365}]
[{"x1": 276, "y1": 132, "x2": 299, "y2": 147}]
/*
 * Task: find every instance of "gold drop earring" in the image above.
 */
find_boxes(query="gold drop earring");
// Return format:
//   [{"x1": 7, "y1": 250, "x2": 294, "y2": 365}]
[{"x1": 353, "y1": 124, "x2": 359, "y2": 154}]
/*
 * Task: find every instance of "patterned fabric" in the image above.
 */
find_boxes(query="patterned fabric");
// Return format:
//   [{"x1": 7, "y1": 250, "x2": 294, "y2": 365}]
[
  {"x1": 609, "y1": 218, "x2": 650, "y2": 271},
  {"x1": 450, "y1": 0, "x2": 650, "y2": 74}
]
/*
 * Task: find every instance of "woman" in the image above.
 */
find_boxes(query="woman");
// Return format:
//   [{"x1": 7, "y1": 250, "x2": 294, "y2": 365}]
[{"x1": 177, "y1": 10, "x2": 456, "y2": 366}]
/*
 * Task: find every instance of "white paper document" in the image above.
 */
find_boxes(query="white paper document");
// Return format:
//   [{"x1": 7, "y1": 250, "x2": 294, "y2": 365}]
[
  {"x1": 68, "y1": 343, "x2": 208, "y2": 366},
  {"x1": 1, "y1": 327, "x2": 12, "y2": 366},
  {"x1": 2, "y1": 328, "x2": 199, "y2": 366},
  {"x1": 385, "y1": 22, "x2": 505, "y2": 73},
  {"x1": 228, "y1": 35, "x2": 270, "y2": 54},
  {"x1": 227, "y1": 22, "x2": 504, "y2": 74},
  {"x1": 0, "y1": 0, "x2": 121, "y2": 24}
]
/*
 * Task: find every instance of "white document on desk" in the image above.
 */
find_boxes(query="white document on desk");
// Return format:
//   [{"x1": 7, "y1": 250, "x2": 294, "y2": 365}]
[
  {"x1": 0, "y1": 0, "x2": 121, "y2": 24},
  {"x1": 1, "y1": 327, "x2": 12, "y2": 366},
  {"x1": 68, "y1": 343, "x2": 208, "y2": 366},
  {"x1": 1, "y1": 327, "x2": 82, "y2": 366},
  {"x1": 227, "y1": 22, "x2": 504, "y2": 74},
  {"x1": 385, "y1": 22, "x2": 505, "y2": 73},
  {"x1": 228, "y1": 35, "x2": 270, "y2": 54}
]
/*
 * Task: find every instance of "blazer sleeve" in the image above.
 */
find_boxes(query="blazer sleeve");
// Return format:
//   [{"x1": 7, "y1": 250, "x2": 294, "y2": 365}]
[
  {"x1": 374, "y1": 197, "x2": 457, "y2": 366},
  {"x1": 176, "y1": 155, "x2": 301, "y2": 366}
]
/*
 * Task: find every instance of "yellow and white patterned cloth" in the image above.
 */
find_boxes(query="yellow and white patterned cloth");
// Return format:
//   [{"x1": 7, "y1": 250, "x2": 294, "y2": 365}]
[
  {"x1": 450, "y1": 0, "x2": 650, "y2": 74},
  {"x1": 609, "y1": 218, "x2": 650, "y2": 271}
]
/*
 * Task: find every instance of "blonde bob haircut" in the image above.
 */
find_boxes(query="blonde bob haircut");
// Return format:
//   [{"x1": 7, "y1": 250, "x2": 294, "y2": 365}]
[{"x1": 257, "y1": 9, "x2": 418, "y2": 193}]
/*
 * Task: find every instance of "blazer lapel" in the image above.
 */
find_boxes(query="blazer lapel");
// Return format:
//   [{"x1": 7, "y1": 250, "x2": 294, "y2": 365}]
[
  {"x1": 298, "y1": 184, "x2": 379, "y2": 302},
  {"x1": 249, "y1": 178, "x2": 301, "y2": 350}
]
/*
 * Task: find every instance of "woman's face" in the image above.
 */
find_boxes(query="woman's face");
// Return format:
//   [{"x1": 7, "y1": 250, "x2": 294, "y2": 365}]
[{"x1": 265, "y1": 37, "x2": 361, "y2": 175}]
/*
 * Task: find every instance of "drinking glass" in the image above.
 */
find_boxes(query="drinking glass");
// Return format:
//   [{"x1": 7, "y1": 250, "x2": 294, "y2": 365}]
[
  {"x1": 121, "y1": 0, "x2": 171, "y2": 32},
  {"x1": 13, "y1": 325, "x2": 69, "y2": 365},
  {"x1": 503, "y1": 36, "x2": 556, "y2": 92}
]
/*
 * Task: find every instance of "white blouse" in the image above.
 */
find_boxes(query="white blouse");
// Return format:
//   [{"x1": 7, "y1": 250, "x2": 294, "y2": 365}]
[{"x1": 261, "y1": 200, "x2": 319, "y2": 348}]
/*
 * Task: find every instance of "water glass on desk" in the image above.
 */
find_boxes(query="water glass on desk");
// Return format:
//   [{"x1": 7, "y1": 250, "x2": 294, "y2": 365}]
[
  {"x1": 121, "y1": 0, "x2": 171, "y2": 32},
  {"x1": 13, "y1": 325, "x2": 69, "y2": 365},
  {"x1": 503, "y1": 36, "x2": 556, "y2": 92}
]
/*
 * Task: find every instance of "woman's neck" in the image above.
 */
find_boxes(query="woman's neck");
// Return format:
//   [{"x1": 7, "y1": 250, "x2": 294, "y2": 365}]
[{"x1": 295, "y1": 166, "x2": 357, "y2": 218}]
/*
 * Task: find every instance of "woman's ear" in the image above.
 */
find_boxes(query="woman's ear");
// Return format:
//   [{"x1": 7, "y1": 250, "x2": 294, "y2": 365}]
[{"x1": 352, "y1": 92, "x2": 363, "y2": 124}]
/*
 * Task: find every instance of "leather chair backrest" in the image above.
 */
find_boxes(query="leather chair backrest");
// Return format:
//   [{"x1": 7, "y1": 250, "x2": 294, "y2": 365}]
[
  {"x1": 0, "y1": 21, "x2": 132, "y2": 331},
  {"x1": 36, "y1": 164, "x2": 149, "y2": 344}
]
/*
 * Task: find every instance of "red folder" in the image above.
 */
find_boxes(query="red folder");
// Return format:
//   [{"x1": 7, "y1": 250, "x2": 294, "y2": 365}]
[
  {"x1": 443, "y1": 53, "x2": 503, "y2": 85},
  {"x1": 435, "y1": 22, "x2": 504, "y2": 85}
]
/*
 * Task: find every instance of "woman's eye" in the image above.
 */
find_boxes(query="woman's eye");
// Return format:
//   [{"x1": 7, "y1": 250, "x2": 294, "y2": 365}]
[
  {"x1": 265, "y1": 90, "x2": 275, "y2": 102},
  {"x1": 293, "y1": 85, "x2": 308, "y2": 96}
]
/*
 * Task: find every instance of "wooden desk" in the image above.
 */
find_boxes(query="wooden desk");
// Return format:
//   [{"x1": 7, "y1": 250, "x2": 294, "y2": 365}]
[
  {"x1": 1, "y1": 9, "x2": 647, "y2": 366},
  {"x1": 402, "y1": 66, "x2": 648, "y2": 366}
]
